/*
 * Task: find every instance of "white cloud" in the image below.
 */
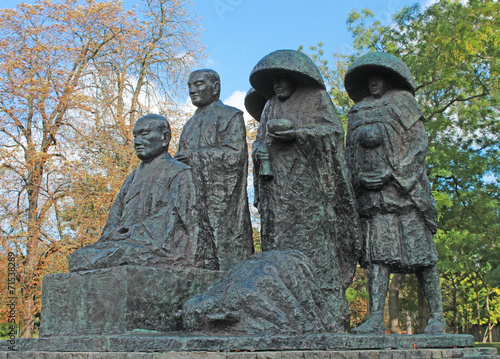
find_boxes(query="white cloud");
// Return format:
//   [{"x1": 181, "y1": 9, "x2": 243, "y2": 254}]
[
  {"x1": 223, "y1": 90, "x2": 253, "y2": 124},
  {"x1": 424, "y1": 0, "x2": 439, "y2": 7}
]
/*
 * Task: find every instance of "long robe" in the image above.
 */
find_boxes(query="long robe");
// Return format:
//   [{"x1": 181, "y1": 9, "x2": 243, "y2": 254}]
[
  {"x1": 69, "y1": 153, "x2": 216, "y2": 272},
  {"x1": 182, "y1": 250, "x2": 342, "y2": 335},
  {"x1": 346, "y1": 89, "x2": 438, "y2": 273},
  {"x1": 177, "y1": 100, "x2": 253, "y2": 271},
  {"x1": 253, "y1": 86, "x2": 360, "y2": 323}
]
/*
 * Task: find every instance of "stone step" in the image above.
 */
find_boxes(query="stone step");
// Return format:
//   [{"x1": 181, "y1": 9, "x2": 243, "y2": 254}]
[{"x1": 0, "y1": 347, "x2": 499, "y2": 359}]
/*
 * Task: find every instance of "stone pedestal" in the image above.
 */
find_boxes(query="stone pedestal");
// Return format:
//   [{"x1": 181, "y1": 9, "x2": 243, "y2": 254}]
[
  {"x1": 0, "y1": 348, "x2": 499, "y2": 359},
  {"x1": 3, "y1": 333, "x2": 476, "y2": 353},
  {"x1": 40, "y1": 265, "x2": 222, "y2": 337}
]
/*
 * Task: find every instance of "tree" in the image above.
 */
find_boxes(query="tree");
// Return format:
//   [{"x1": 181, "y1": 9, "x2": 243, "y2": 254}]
[
  {"x1": 61, "y1": 0, "x2": 203, "y2": 253},
  {"x1": 304, "y1": 0, "x2": 500, "y2": 336},
  {"x1": 0, "y1": 0, "x2": 203, "y2": 338}
]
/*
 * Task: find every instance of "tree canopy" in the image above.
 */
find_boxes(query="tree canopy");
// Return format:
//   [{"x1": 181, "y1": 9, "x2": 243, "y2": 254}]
[
  {"x1": 303, "y1": 0, "x2": 500, "y2": 338},
  {"x1": 0, "y1": 0, "x2": 203, "y2": 338}
]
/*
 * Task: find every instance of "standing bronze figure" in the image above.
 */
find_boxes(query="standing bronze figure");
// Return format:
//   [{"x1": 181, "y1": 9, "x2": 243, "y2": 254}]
[
  {"x1": 175, "y1": 69, "x2": 254, "y2": 271},
  {"x1": 345, "y1": 52, "x2": 446, "y2": 334},
  {"x1": 250, "y1": 50, "x2": 360, "y2": 328}
]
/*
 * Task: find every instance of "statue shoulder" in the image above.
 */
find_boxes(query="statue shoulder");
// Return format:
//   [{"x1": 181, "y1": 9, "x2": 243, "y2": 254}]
[
  {"x1": 215, "y1": 100, "x2": 243, "y2": 118},
  {"x1": 157, "y1": 154, "x2": 193, "y2": 179},
  {"x1": 386, "y1": 90, "x2": 424, "y2": 129}
]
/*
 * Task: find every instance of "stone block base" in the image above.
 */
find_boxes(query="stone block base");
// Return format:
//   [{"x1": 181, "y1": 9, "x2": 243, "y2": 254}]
[
  {"x1": 0, "y1": 347, "x2": 498, "y2": 359},
  {"x1": 2, "y1": 334, "x2": 476, "y2": 353},
  {"x1": 40, "y1": 266, "x2": 222, "y2": 337}
]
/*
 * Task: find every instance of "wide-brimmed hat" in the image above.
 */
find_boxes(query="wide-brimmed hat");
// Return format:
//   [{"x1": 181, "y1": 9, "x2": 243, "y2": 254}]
[
  {"x1": 344, "y1": 52, "x2": 415, "y2": 103},
  {"x1": 250, "y1": 49, "x2": 326, "y2": 99},
  {"x1": 244, "y1": 88, "x2": 268, "y2": 122}
]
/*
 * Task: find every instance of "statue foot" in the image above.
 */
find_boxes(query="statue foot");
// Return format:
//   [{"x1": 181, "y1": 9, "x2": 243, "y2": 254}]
[
  {"x1": 424, "y1": 315, "x2": 446, "y2": 334},
  {"x1": 351, "y1": 317, "x2": 385, "y2": 335},
  {"x1": 207, "y1": 311, "x2": 241, "y2": 326}
]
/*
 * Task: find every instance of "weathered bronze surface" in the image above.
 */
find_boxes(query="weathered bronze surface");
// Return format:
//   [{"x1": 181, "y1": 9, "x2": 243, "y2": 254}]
[
  {"x1": 249, "y1": 50, "x2": 361, "y2": 329},
  {"x1": 175, "y1": 69, "x2": 254, "y2": 271},
  {"x1": 69, "y1": 114, "x2": 216, "y2": 272},
  {"x1": 182, "y1": 250, "x2": 342, "y2": 335},
  {"x1": 32, "y1": 51, "x2": 455, "y2": 352},
  {"x1": 345, "y1": 52, "x2": 446, "y2": 335}
]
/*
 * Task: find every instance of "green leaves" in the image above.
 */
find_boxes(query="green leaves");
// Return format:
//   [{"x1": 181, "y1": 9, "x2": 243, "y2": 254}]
[{"x1": 305, "y1": 0, "x2": 500, "y2": 334}]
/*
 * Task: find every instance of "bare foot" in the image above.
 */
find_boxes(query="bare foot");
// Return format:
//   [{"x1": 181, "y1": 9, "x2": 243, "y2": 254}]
[
  {"x1": 424, "y1": 315, "x2": 446, "y2": 334},
  {"x1": 352, "y1": 317, "x2": 385, "y2": 335}
]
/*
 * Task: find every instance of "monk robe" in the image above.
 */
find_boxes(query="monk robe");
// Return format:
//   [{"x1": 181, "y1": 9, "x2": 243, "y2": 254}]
[
  {"x1": 177, "y1": 100, "x2": 253, "y2": 271},
  {"x1": 346, "y1": 89, "x2": 438, "y2": 272},
  {"x1": 69, "y1": 153, "x2": 216, "y2": 272},
  {"x1": 253, "y1": 86, "x2": 360, "y2": 324}
]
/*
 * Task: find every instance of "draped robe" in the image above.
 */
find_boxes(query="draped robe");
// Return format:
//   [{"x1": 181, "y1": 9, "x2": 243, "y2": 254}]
[
  {"x1": 69, "y1": 153, "x2": 216, "y2": 272},
  {"x1": 346, "y1": 90, "x2": 438, "y2": 272},
  {"x1": 253, "y1": 86, "x2": 360, "y2": 323},
  {"x1": 177, "y1": 100, "x2": 253, "y2": 271}
]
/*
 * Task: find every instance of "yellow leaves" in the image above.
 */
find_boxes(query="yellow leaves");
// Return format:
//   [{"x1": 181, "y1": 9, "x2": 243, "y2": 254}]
[{"x1": 0, "y1": 0, "x2": 205, "y2": 336}]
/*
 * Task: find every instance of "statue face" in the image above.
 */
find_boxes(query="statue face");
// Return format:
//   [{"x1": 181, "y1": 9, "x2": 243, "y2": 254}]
[
  {"x1": 188, "y1": 71, "x2": 219, "y2": 108},
  {"x1": 368, "y1": 75, "x2": 389, "y2": 98},
  {"x1": 133, "y1": 118, "x2": 169, "y2": 162},
  {"x1": 273, "y1": 76, "x2": 295, "y2": 101}
]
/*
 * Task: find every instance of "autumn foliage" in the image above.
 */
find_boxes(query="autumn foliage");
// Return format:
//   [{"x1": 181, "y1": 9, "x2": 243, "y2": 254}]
[{"x1": 0, "y1": 0, "x2": 203, "y2": 338}]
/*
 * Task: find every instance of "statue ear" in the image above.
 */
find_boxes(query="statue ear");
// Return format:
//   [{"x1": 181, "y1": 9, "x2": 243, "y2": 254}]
[
  {"x1": 213, "y1": 82, "x2": 221, "y2": 98},
  {"x1": 162, "y1": 131, "x2": 171, "y2": 149}
]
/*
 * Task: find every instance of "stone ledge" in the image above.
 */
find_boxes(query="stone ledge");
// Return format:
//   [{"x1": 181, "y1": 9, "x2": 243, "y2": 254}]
[
  {"x1": 2, "y1": 334, "x2": 475, "y2": 353},
  {"x1": 0, "y1": 347, "x2": 498, "y2": 359},
  {"x1": 40, "y1": 266, "x2": 223, "y2": 337}
]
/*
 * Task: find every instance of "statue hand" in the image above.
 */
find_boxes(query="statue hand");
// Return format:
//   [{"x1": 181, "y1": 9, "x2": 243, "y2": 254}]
[
  {"x1": 174, "y1": 151, "x2": 190, "y2": 165},
  {"x1": 113, "y1": 226, "x2": 130, "y2": 241},
  {"x1": 359, "y1": 170, "x2": 391, "y2": 190},
  {"x1": 268, "y1": 129, "x2": 296, "y2": 142}
]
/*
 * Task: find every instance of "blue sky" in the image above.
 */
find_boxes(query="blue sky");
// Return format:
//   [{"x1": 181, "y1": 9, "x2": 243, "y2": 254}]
[
  {"x1": 2, "y1": 0, "x2": 434, "y2": 111},
  {"x1": 184, "y1": 0, "x2": 433, "y2": 113},
  {"x1": 185, "y1": 0, "x2": 433, "y2": 102}
]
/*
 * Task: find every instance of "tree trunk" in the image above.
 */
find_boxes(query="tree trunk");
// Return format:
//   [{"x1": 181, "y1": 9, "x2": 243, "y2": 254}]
[
  {"x1": 19, "y1": 295, "x2": 35, "y2": 338},
  {"x1": 21, "y1": 151, "x2": 45, "y2": 338},
  {"x1": 405, "y1": 310, "x2": 413, "y2": 335},
  {"x1": 474, "y1": 275, "x2": 481, "y2": 327},
  {"x1": 365, "y1": 268, "x2": 370, "y2": 318},
  {"x1": 451, "y1": 274, "x2": 459, "y2": 334},
  {"x1": 485, "y1": 286, "x2": 492, "y2": 342},
  {"x1": 389, "y1": 273, "x2": 404, "y2": 334}
]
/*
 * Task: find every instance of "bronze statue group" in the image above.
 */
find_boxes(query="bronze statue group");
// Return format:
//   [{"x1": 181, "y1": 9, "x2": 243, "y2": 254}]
[{"x1": 69, "y1": 50, "x2": 446, "y2": 336}]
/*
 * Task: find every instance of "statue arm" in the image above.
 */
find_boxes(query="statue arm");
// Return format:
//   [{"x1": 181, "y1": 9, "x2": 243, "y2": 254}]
[
  {"x1": 391, "y1": 120, "x2": 428, "y2": 193},
  {"x1": 206, "y1": 111, "x2": 247, "y2": 159},
  {"x1": 98, "y1": 172, "x2": 134, "y2": 242},
  {"x1": 270, "y1": 90, "x2": 344, "y2": 142},
  {"x1": 179, "y1": 112, "x2": 248, "y2": 168},
  {"x1": 386, "y1": 91, "x2": 428, "y2": 193},
  {"x1": 120, "y1": 168, "x2": 214, "y2": 267}
]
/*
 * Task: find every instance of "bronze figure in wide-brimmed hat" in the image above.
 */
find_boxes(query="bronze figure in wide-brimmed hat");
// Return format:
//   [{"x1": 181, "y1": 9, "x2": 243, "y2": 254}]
[
  {"x1": 249, "y1": 49, "x2": 361, "y2": 330},
  {"x1": 344, "y1": 52, "x2": 446, "y2": 335},
  {"x1": 345, "y1": 51, "x2": 416, "y2": 103}
]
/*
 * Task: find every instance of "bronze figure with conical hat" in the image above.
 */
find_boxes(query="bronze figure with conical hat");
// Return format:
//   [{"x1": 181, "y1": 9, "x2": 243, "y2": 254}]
[
  {"x1": 250, "y1": 49, "x2": 361, "y2": 330},
  {"x1": 344, "y1": 52, "x2": 446, "y2": 334}
]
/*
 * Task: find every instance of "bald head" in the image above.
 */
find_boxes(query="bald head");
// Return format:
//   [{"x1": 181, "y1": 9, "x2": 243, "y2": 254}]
[
  {"x1": 188, "y1": 69, "x2": 221, "y2": 109},
  {"x1": 133, "y1": 114, "x2": 171, "y2": 162}
]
